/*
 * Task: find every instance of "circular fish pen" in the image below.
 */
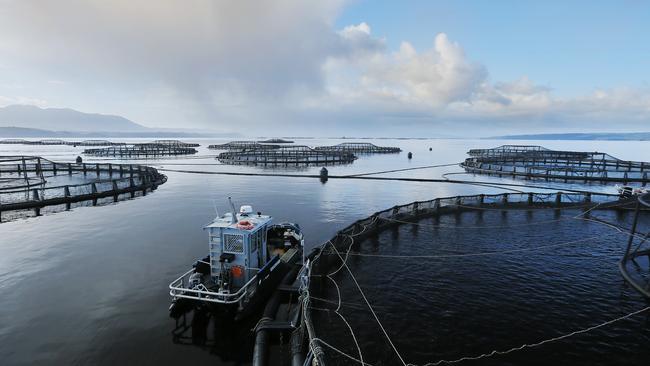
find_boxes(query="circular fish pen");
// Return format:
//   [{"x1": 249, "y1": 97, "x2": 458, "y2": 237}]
[
  {"x1": 302, "y1": 192, "x2": 650, "y2": 366},
  {"x1": 461, "y1": 145, "x2": 650, "y2": 184},
  {"x1": 83, "y1": 144, "x2": 197, "y2": 157},
  {"x1": 208, "y1": 141, "x2": 281, "y2": 151},
  {"x1": 70, "y1": 139, "x2": 127, "y2": 146},
  {"x1": 148, "y1": 139, "x2": 201, "y2": 148},
  {"x1": 619, "y1": 193, "x2": 650, "y2": 298},
  {"x1": 218, "y1": 145, "x2": 356, "y2": 166},
  {"x1": 0, "y1": 156, "x2": 47, "y2": 190},
  {"x1": 0, "y1": 156, "x2": 167, "y2": 222},
  {"x1": 315, "y1": 142, "x2": 402, "y2": 154}
]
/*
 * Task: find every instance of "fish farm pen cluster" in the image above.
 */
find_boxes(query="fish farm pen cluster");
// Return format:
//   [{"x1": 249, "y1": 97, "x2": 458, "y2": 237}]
[
  {"x1": 315, "y1": 142, "x2": 402, "y2": 154},
  {"x1": 0, "y1": 155, "x2": 166, "y2": 222},
  {"x1": 298, "y1": 191, "x2": 649, "y2": 366},
  {"x1": 217, "y1": 145, "x2": 357, "y2": 165},
  {"x1": 83, "y1": 142, "x2": 198, "y2": 157},
  {"x1": 461, "y1": 145, "x2": 650, "y2": 184},
  {"x1": 207, "y1": 140, "x2": 401, "y2": 166}
]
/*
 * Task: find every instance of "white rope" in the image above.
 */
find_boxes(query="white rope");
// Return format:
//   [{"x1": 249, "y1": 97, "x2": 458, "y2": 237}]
[
  {"x1": 315, "y1": 220, "x2": 379, "y2": 366},
  {"x1": 312, "y1": 337, "x2": 375, "y2": 366},
  {"x1": 410, "y1": 306, "x2": 650, "y2": 366},
  {"x1": 329, "y1": 239, "x2": 408, "y2": 366},
  {"x1": 310, "y1": 305, "x2": 650, "y2": 366}
]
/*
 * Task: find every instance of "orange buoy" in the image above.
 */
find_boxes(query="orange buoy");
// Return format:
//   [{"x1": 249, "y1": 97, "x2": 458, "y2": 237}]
[{"x1": 236, "y1": 220, "x2": 255, "y2": 230}]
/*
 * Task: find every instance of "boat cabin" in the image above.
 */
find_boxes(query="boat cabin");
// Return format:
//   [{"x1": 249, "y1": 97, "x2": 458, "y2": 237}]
[{"x1": 204, "y1": 205, "x2": 272, "y2": 289}]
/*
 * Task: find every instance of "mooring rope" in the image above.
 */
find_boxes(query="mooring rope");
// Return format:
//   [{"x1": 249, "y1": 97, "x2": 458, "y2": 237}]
[
  {"x1": 312, "y1": 337, "x2": 375, "y2": 366},
  {"x1": 322, "y1": 218, "x2": 380, "y2": 365},
  {"x1": 310, "y1": 302, "x2": 650, "y2": 366},
  {"x1": 156, "y1": 167, "x2": 609, "y2": 195},
  {"x1": 347, "y1": 163, "x2": 460, "y2": 177}
]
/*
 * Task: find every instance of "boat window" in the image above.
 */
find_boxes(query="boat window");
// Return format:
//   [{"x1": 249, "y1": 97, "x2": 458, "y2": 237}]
[{"x1": 223, "y1": 234, "x2": 244, "y2": 253}]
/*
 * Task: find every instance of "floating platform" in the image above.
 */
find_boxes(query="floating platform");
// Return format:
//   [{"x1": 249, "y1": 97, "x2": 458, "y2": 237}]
[
  {"x1": 217, "y1": 145, "x2": 356, "y2": 165},
  {"x1": 83, "y1": 144, "x2": 197, "y2": 157},
  {"x1": 208, "y1": 141, "x2": 280, "y2": 151},
  {"x1": 0, "y1": 156, "x2": 166, "y2": 222},
  {"x1": 462, "y1": 145, "x2": 650, "y2": 184},
  {"x1": 314, "y1": 142, "x2": 401, "y2": 154}
]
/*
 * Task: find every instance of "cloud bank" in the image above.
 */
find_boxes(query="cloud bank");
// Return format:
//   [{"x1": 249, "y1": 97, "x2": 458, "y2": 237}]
[{"x1": 0, "y1": 0, "x2": 648, "y2": 136}]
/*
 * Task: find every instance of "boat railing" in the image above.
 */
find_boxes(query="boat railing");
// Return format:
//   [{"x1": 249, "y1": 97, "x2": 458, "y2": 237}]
[{"x1": 169, "y1": 268, "x2": 259, "y2": 305}]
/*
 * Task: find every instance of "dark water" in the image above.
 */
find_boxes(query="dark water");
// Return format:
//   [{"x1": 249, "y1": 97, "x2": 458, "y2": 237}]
[
  {"x1": 312, "y1": 209, "x2": 650, "y2": 365},
  {"x1": 0, "y1": 138, "x2": 648, "y2": 365}
]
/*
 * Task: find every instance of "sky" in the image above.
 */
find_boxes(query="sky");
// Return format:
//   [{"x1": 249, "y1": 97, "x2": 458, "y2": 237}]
[{"x1": 0, "y1": 0, "x2": 649, "y2": 137}]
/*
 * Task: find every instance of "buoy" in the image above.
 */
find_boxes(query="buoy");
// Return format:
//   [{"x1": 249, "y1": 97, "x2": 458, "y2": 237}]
[
  {"x1": 76, "y1": 156, "x2": 83, "y2": 164},
  {"x1": 320, "y1": 167, "x2": 328, "y2": 183},
  {"x1": 407, "y1": 152, "x2": 413, "y2": 159},
  {"x1": 236, "y1": 220, "x2": 255, "y2": 230},
  {"x1": 429, "y1": 147, "x2": 432, "y2": 151},
  {"x1": 231, "y1": 265, "x2": 244, "y2": 278}
]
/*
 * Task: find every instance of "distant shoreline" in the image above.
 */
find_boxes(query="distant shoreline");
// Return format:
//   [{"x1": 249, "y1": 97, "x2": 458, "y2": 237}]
[{"x1": 487, "y1": 132, "x2": 650, "y2": 141}]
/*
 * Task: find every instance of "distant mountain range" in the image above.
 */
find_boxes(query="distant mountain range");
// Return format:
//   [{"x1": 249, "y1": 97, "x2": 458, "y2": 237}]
[
  {"x1": 489, "y1": 132, "x2": 650, "y2": 141},
  {"x1": 0, "y1": 104, "x2": 147, "y2": 132},
  {"x1": 0, "y1": 104, "x2": 240, "y2": 138}
]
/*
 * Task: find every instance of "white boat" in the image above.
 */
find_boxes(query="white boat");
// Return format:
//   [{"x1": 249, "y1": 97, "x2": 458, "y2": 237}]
[{"x1": 169, "y1": 198, "x2": 304, "y2": 319}]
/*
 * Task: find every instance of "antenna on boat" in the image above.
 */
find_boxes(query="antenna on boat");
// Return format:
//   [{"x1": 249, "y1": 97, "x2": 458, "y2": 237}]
[
  {"x1": 212, "y1": 199, "x2": 220, "y2": 217},
  {"x1": 228, "y1": 196, "x2": 238, "y2": 224}
]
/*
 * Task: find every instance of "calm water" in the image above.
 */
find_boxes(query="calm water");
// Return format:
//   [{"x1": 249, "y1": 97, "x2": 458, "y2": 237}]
[{"x1": 0, "y1": 138, "x2": 648, "y2": 365}]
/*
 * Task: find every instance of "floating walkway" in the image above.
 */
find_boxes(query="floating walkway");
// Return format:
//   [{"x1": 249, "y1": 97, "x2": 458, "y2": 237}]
[
  {"x1": 462, "y1": 145, "x2": 650, "y2": 184},
  {"x1": 217, "y1": 145, "x2": 356, "y2": 165},
  {"x1": 0, "y1": 156, "x2": 166, "y2": 222},
  {"x1": 315, "y1": 142, "x2": 401, "y2": 154}
]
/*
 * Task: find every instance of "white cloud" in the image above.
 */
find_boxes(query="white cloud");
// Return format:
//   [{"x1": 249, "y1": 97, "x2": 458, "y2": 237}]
[
  {"x1": 0, "y1": 1, "x2": 649, "y2": 135},
  {"x1": 321, "y1": 32, "x2": 487, "y2": 108}
]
